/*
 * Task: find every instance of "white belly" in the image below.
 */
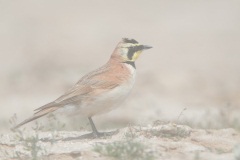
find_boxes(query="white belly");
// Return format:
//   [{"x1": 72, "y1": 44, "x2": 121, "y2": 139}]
[{"x1": 85, "y1": 83, "x2": 134, "y2": 116}]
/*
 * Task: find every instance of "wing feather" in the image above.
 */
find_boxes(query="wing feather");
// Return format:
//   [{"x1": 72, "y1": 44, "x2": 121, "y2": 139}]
[{"x1": 13, "y1": 62, "x2": 126, "y2": 129}]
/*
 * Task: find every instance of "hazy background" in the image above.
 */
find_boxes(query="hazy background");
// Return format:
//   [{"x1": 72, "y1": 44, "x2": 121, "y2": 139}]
[{"x1": 0, "y1": 0, "x2": 240, "y2": 132}]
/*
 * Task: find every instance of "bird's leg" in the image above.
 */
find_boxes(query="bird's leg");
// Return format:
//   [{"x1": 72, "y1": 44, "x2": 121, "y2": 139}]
[
  {"x1": 58, "y1": 117, "x2": 119, "y2": 141},
  {"x1": 88, "y1": 117, "x2": 100, "y2": 137},
  {"x1": 88, "y1": 117, "x2": 119, "y2": 138}
]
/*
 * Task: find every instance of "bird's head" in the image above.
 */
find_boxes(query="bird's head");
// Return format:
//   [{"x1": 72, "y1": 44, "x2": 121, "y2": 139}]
[{"x1": 111, "y1": 38, "x2": 152, "y2": 63}]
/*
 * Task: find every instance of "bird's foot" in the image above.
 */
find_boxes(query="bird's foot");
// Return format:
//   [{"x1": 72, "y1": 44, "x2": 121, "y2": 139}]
[
  {"x1": 93, "y1": 129, "x2": 119, "y2": 138},
  {"x1": 62, "y1": 129, "x2": 119, "y2": 141}
]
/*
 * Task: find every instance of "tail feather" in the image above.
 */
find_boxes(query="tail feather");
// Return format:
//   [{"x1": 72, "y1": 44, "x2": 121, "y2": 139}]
[
  {"x1": 12, "y1": 106, "x2": 59, "y2": 130},
  {"x1": 34, "y1": 102, "x2": 56, "y2": 111},
  {"x1": 13, "y1": 114, "x2": 45, "y2": 130}
]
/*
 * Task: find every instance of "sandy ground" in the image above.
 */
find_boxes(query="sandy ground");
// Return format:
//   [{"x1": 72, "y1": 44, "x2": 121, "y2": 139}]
[
  {"x1": 0, "y1": 0, "x2": 240, "y2": 159},
  {"x1": 0, "y1": 123, "x2": 240, "y2": 160}
]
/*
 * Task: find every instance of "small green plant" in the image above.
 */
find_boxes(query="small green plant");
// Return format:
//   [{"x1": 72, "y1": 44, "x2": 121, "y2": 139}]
[
  {"x1": 94, "y1": 140, "x2": 155, "y2": 160},
  {"x1": 45, "y1": 113, "x2": 66, "y2": 131},
  {"x1": 124, "y1": 124, "x2": 139, "y2": 139},
  {"x1": 1, "y1": 149, "x2": 23, "y2": 160},
  {"x1": 7, "y1": 114, "x2": 49, "y2": 160},
  {"x1": 14, "y1": 122, "x2": 47, "y2": 160},
  {"x1": 177, "y1": 107, "x2": 187, "y2": 121}
]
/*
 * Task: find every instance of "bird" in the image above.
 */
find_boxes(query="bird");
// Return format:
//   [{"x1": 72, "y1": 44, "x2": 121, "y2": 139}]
[{"x1": 13, "y1": 38, "x2": 152, "y2": 138}]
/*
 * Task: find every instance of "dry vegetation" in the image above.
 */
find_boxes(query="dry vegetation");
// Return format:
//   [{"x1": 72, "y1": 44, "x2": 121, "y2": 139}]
[{"x1": 0, "y1": 113, "x2": 239, "y2": 160}]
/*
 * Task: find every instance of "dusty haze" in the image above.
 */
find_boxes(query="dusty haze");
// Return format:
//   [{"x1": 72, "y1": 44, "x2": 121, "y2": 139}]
[{"x1": 0, "y1": 0, "x2": 240, "y2": 131}]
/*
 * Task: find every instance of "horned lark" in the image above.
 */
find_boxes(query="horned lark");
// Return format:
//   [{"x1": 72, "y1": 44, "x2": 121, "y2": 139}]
[{"x1": 13, "y1": 38, "x2": 152, "y2": 137}]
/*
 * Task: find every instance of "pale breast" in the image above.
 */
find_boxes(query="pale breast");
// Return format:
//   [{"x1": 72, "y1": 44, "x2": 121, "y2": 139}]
[{"x1": 80, "y1": 63, "x2": 136, "y2": 116}]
